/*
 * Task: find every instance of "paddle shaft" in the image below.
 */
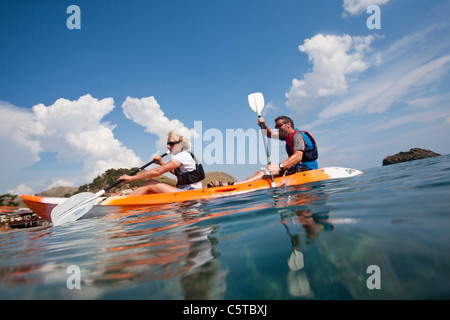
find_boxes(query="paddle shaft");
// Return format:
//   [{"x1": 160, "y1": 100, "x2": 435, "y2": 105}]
[
  {"x1": 248, "y1": 92, "x2": 276, "y2": 187},
  {"x1": 258, "y1": 116, "x2": 272, "y2": 165},
  {"x1": 104, "y1": 151, "x2": 169, "y2": 193},
  {"x1": 258, "y1": 116, "x2": 276, "y2": 187}
]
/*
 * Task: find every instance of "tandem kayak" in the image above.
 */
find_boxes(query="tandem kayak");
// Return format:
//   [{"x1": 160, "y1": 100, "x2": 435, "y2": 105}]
[{"x1": 21, "y1": 167, "x2": 363, "y2": 223}]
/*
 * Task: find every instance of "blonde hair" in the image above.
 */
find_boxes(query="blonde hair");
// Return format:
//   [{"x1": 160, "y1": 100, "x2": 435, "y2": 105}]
[{"x1": 168, "y1": 131, "x2": 191, "y2": 150}]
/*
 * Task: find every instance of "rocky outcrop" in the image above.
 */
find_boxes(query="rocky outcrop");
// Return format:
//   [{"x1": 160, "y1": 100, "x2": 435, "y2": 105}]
[
  {"x1": 203, "y1": 171, "x2": 237, "y2": 188},
  {"x1": 382, "y1": 148, "x2": 441, "y2": 166}
]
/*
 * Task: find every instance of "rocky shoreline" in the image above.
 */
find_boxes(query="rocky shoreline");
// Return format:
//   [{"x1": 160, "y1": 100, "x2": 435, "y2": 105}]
[{"x1": 1, "y1": 206, "x2": 51, "y2": 232}]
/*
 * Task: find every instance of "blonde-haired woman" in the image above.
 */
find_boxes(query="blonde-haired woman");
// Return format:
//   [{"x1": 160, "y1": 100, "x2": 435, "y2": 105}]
[{"x1": 118, "y1": 131, "x2": 204, "y2": 195}]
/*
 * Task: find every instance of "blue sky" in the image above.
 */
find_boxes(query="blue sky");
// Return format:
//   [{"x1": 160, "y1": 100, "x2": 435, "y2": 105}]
[{"x1": 1, "y1": 0, "x2": 450, "y2": 195}]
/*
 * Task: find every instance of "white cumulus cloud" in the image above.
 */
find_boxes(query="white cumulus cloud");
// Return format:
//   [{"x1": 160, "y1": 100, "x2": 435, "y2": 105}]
[
  {"x1": 343, "y1": 0, "x2": 390, "y2": 16},
  {"x1": 316, "y1": 25, "x2": 450, "y2": 122},
  {"x1": 2, "y1": 94, "x2": 199, "y2": 194},
  {"x1": 28, "y1": 95, "x2": 142, "y2": 182},
  {"x1": 121, "y1": 96, "x2": 198, "y2": 153},
  {"x1": 7, "y1": 184, "x2": 35, "y2": 197},
  {"x1": 0, "y1": 101, "x2": 42, "y2": 191},
  {"x1": 286, "y1": 33, "x2": 376, "y2": 116},
  {"x1": 1, "y1": 95, "x2": 143, "y2": 194}
]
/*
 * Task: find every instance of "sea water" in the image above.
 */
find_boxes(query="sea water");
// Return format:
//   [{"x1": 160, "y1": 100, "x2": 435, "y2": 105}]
[{"x1": 1, "y1": 155, "x2": 449, "y2": 300}]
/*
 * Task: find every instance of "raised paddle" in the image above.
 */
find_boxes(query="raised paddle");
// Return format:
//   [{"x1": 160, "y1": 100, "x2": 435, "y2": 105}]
[
  {"x1": 248, "y1": 92, "x2": 276, "y2": 188},
  {"x1": 51, "y1": 151, "x2": 169, "y2": 226}
]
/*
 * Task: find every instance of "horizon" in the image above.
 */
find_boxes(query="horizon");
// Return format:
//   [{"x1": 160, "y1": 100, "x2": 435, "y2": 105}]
[{"x1": 1, "y1": 0, "x2": 450, "y2": 195}]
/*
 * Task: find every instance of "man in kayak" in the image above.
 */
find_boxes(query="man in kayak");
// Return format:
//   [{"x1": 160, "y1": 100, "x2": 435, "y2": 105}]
[
  {"x1": 211, "y1": 116, "x2": 318, "y2": 186},
  {"x1": 263, "y1": 115, "x2": 318, "y2": 173},
  {"x1": 118, "y1": 131, "x2": 205, "y2": 195}
]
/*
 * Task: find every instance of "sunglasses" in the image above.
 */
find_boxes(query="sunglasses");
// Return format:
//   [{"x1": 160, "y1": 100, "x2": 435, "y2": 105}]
[
  {"x1": 275, "y1": 122, "x2": 288, "y2": 130},
  {"x1": 167, "y1": 141, "x2": 180, "y2": 146}
]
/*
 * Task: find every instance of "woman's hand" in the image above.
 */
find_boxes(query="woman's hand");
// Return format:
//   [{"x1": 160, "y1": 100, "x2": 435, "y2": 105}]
[
  {"x1": 118, "y1": 174, "x2": 134, "y2": 182},
  {"x1": 153, "y1": 156, "x2": 164, "y2": 165}
]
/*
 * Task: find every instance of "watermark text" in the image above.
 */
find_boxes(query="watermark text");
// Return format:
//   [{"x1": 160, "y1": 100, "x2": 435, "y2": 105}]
[
  {"x1": 66, "y1": 265, "x2": 81, "y2": 289},
  {"x1": 67, "y1": 5, "x2": 81, "y2": 30},
  {"x1": 367, "y1": 5, "x2": 381, "y2": 30},
  {"x1": 192, "y1": 121, "x2": 281, "y2": 166},
  {"x1": 366, "y1": 265, "x2": 381, "y2": 289}
]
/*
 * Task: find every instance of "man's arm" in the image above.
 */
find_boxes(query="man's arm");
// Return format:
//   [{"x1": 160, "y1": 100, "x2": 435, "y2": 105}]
[
  {"x1": 282, "y1": 150, "x2": 303, "y2": 169},
  {"x1": 258, "y1": 117, "x2": 279, "y2": 139},
  {"x1": 267, "y1": 151, "x2": 303, "y2": 175}
]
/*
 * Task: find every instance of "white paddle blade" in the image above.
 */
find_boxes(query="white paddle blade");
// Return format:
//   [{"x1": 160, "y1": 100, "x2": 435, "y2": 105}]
[
  {"x1": 51, "y1": 192, "x2": 99, "y2": 226},
  {"x1": 288, "y1": 250, "x2": 304, "y2": 271},
  {"x1": 248, "y1": 92, "x2": 265, "y2": 116}
]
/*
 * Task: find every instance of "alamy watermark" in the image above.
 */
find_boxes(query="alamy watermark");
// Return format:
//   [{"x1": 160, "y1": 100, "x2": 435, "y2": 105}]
[
  {"x1": 66, "y1": 265, "x2": 81, "y2": 289},
  {"x1": 191, "y1": 121, "x2": 281, "y2": 166},
  {"x1": 367, "y1": 5, "x2": 381, "y2": 30},
  {"x1": 366, "y1": 265, "x2": 381, "y2": 290},
  {"x1": 65, "y1": 263, "x2": 381, "y2": 291},
  {"x1": 67, "y1": 4, "x2": 381, "y2": 31},
  {"x1": 66, "y1": 5, "x2": 81, "y2": 30}
]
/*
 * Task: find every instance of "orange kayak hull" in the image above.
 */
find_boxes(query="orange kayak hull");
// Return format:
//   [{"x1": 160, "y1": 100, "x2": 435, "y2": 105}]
[{"x1": 21, "y1": 167, "x2": 363, "y2": 223}]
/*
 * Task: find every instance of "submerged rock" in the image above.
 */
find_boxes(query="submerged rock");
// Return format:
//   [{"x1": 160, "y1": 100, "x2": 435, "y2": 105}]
[{"x1": 382, "y1": 148, "x2": 441, "y2": 166}]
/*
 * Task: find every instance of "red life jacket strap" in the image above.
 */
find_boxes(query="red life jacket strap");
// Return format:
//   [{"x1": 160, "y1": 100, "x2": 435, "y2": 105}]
[
  {"x1": 286, "y1": 130, "x2": 317, "y2": 151},
  {"x1": 286, "y1": 130, "x2": 299, "y2": 151}
]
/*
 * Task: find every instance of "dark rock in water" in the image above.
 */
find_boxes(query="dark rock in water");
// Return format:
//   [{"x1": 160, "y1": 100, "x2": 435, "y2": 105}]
[{"x1": 382, "y1": 148, "x2": 441, "y2": 166}]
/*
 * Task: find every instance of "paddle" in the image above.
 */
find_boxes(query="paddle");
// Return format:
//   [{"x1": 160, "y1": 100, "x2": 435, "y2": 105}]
[
  {"x1": 51, "y1": 151, "x2": 169, "y2": 226},
  {"x1": 288, "y1": 250, "x2": 304, "y2": 271},
  {"x1": 248, "y1": 92, "x2": 276, "y2": 188}
]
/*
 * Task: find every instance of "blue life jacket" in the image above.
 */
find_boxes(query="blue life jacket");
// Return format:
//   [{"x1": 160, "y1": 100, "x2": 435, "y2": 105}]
[{"x1": 286, "y1": 129, "x2": 318, "y2": 170}]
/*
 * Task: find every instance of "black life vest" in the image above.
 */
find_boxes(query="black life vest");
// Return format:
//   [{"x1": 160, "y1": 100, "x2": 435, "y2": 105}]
[{"x1": 174, "y1": 152, "x2": 205, "y2": 187}]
